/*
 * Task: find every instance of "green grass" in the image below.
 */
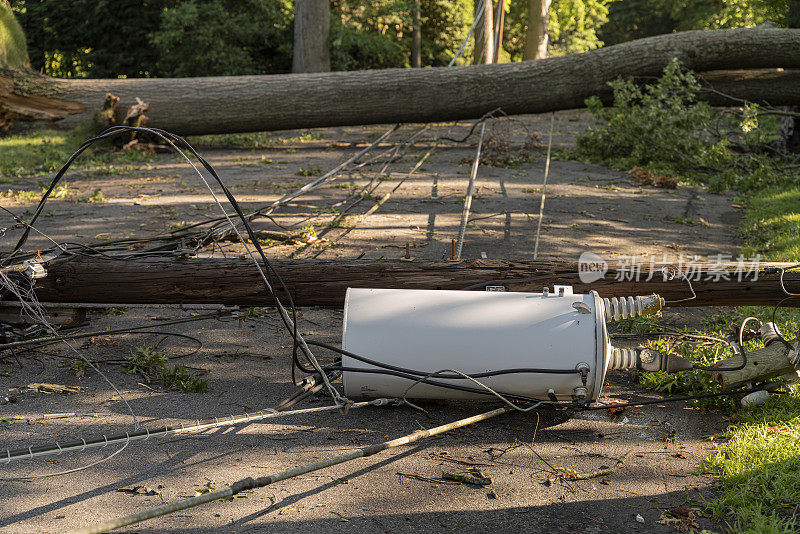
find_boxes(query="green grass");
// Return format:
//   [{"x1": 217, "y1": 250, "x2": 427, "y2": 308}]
[
  {"x1": 740, "y1": 188, "x2": 800, "y2": 262},
  {"x1": 696, "y1": 186, "x2": 800, "y2": 532},
  {"x1": 0, "y1": 128, "x2": 157, "y2": 180},
  {"x1": 703, "y1": 396, "x2": 800, "y2": 532},
  {"x1": 627, "y1": 186, "x2": 800, "y2": 532}
]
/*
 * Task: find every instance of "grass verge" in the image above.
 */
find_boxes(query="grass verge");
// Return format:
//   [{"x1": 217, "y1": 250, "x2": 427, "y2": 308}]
[{"x1": 630, "y1": 192, "x2": 800, "y2": 532}]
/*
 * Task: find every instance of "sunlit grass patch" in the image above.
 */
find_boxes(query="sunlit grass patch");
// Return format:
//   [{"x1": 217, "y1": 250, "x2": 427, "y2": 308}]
[
  {"x1": 741, "y1": 187, "x2": 800, "y2": 262},
  {"x1": 0, "y1": 128, "x2": 159, "y2": 180}
]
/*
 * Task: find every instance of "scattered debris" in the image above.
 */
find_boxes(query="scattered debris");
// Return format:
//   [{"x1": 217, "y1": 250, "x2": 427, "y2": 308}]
[
  {"x1": 656, "y1": 508, "x2": 700, "y2": 532},
  {"x1": 557, "y1": 450, "x2": 634, "y2": 481},
  {"x1": 635, "y1": 513, "x2": 645, "y2": 523},
  {"x1": 12, "y1": 383, "x2": 84, "y2": 394},
  {"x1": 430, "y1": 451, "x2": 493, "y2": 467},
  {"x1": 396, "y1": 472, "x2": 459, "y2": 486},
  {"x1": 629, "y1": 166, "x2": 678, "y2": 189},
  {"x1": 606, "y1": 402, "x2": 626, "y2": 420},
  {"x1": 0, "y1": 416, "x2": 25, "y2": 424},
  {"x1": 442, "y1": 471, "x2": 492, "y2": 486},
  {"x1": 117, "y1": 486, "x2": 162, "y2": 497}
]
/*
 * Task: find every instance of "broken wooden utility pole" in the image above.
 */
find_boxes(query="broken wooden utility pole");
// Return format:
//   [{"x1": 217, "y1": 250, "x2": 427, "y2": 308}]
[
  {"x1": 2, "y1": 28, "x2": 800, "y2": 134},
  {"x1": 712, "y1": 339, "x2": 798, "y2": 389},
  {"x1": 18, "y1": 258, "x2": 800, "y2": 309}
]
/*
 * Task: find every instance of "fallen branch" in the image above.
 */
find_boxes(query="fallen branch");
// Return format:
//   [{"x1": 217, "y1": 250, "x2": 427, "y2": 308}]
[{"x1": 556, "y1": 450, "x2": 635, "y2": 481}]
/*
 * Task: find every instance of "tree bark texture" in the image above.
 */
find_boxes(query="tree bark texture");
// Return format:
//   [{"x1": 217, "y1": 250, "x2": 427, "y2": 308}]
[
  {"x1": 473, "y1": 0, "x2": 494, "y2": 65},
  {"x1": 24, "y1": 257, "x2": 800, "y2": 309},
  {"x1": 523, "y1": 0, "x2": 551, "y2": 60},
  {"x1": 1, "y1": 28, "x2": 800, "y2": 135},
  {"x1": 292, "y1": 0, "x2": 331, "y2": 74}
]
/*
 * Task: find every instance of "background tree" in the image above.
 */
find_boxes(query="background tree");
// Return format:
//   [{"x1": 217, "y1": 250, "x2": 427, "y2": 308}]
[
  {"x1": 10, "y1": 0, "x2": 800, "y2": 80},
  {"x1": 473, "y1": 0, "x2": 494, "y2": 64},
  {"x1": 293, "y1": 0, "x2": 331, "y2": 73},
  {"x1": 11, "y1": 0, "x2": 170, "y2": 78},
  {"x1": 524, "y1": 0, "x2": 552, "y2": 59},
  {"x1": 505, "y1": 0, "x2": 610, "y2": 60},
  {"x1": 1, "y1": 0, "x2": 28, "y2": 69},
  {"x1": 411, "y1": 0, "x2": 422, "y2": 67},
  {"x1": 151, "y1": 0, "x2": 292, "y2": 77}
]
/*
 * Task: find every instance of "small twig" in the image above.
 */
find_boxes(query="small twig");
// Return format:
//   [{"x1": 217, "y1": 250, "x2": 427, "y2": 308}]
[
  {"x1": 396, "y1": 472, "x2": 459, "y2": 485},
  {"x1": 442, "y1": 472, "x2": 492, "y2": 486},
  {"x1": 556, "y1": 450, "x2": 635, "y2": 481}
]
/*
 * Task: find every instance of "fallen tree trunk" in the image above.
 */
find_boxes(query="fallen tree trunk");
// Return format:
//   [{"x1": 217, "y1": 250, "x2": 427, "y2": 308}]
[
  {"x1": 2, "y1": 28, "x2": 800, "y2": 135},
  {"x1": 19, "y1": 257, "x2": 800, "y2": 308}
]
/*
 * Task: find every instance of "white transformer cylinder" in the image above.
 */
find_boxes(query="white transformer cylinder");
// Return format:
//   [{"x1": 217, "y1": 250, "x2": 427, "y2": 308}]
[{"x1": 341, "y1": 287, "x2": 611, "y2": 402}]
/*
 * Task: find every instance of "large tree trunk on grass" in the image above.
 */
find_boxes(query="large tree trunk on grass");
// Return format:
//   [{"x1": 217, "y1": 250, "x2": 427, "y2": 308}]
[{"x1": 2, "y1": 28, "x2": 800, "y2": 135}]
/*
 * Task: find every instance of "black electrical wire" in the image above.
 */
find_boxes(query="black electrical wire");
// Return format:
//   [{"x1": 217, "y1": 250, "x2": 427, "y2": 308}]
[
  {"x1": 333, "y1": 365, "x2": 551, "y2": 404},
  {"x1": 771, "y1": 294, "x2": 800, "y2": 350},
  {"x1": 5, "y1": 126, "x2": 316, "y2": 385},
  {"x1": 4, "y1": 126, "x2": 591, "y2": 403},
  {"x1": 582, "y1": 386, "x2": 755, "y2": 410},
  {"x1": 0, "y1": 313, "x2": 217, "y2": 352},
  {"x1": 691, "y1": 316, "x2": 758, "y2": 372},
  {"x1": 306, "y1": 340, "x2": 579, "y2": 377}
]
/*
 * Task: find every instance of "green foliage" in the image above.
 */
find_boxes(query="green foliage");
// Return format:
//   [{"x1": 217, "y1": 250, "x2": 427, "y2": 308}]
[
  {"x1": 161, "y1": 363, "x2": 209, "y2": 393},
  {"x1": 0, "y1": 0, "x2": 29, "y2": 68},
  {"x1": 330, "y1": 0, "x2": 473, "y2": 69},
  {"x1": 600, "y1": 0, "x2": 800, "y2": 47},
  {"x1": 627, "y1": 303, "x2": 800, "y2": 530},
  {"x1": 574, "y1": 59, "x2": 795, "y2": 192},
  {"x1": 331, "y1": 0, "x2": 410, "y2": 70},
  {"x1": 599, "y1": 0, "x2": 678, "y2": 45},
  {"x1": 77, "y1": 188, "x2": 108, "y2": 203},
  {"x1": 576, "y1": 59, "x2": 715, "y2": 172},
  {"x1": 151, "y1": 0, "x2": 292, "y2": 77},
  {"x1": 660, "y1": 0, "x2": 793, "y2": 30},
  {"x1": 296, "y1": 165, "x2": 322, "y2": 176},
  {"x1": 123, "y1": 346, "x2": 169, "y2": 377},
  {"x1": 11, "y1": 0, "x2": 168, "y2": 77},
  {"x1": 123, "y1": 346, "x2": 209, "y2": 393},
  {"x1": 504, "y1": 0, "x2": 610, "y2": 59}
]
